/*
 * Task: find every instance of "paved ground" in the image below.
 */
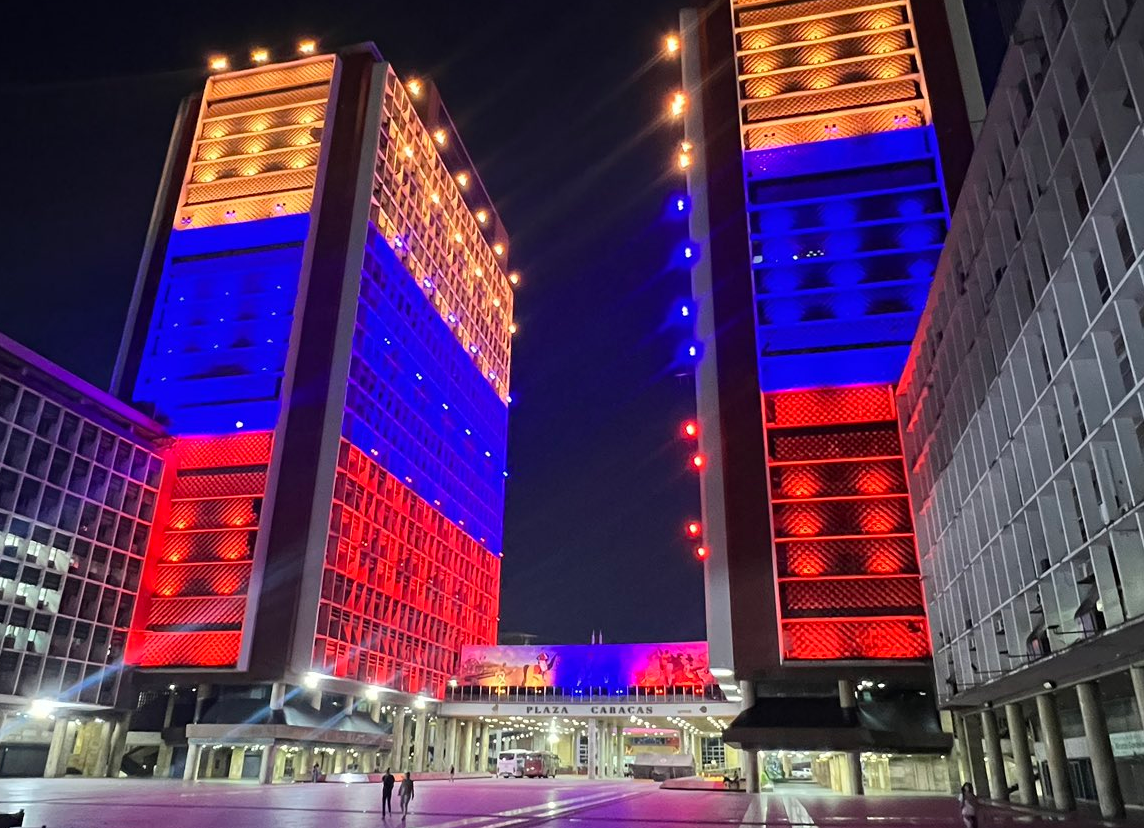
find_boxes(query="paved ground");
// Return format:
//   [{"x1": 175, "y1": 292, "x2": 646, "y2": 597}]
[{"x1": 0, "y1": 776, "x2": 1128, "y2": 828}]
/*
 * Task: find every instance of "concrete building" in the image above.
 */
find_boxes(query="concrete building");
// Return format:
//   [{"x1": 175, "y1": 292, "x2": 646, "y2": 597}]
[
  {"x1": 898, "y1": 0, "x2": 1144, "y2": 817},
  {"x1": 0, "y1": 333, "x2": 168, "y2": 777},
  {"x1": 675, "y1": 0, "x2": 975, "y2": 792},
  {"x1": 1, "y1": 40, "x2": 515, "y2": 782}
]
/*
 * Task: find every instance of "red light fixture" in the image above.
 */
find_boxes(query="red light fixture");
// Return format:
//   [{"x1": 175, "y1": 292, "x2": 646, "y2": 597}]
[
  {"x1": 696, "y1": 546, "x2": 708, "y2": 560},
  {"x1": 690, "y1": 453, "x2": 705, "y2": 470},
  {"x1": 686, "y1": 521, "x2": 701, "y2": 538},
  {"x1": 682, "y1": 420, "x2": 698, "y2": 439}
]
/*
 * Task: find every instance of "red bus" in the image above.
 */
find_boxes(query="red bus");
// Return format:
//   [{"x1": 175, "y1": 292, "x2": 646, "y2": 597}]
[{"x1": 523, "y1": 751, "x2": 559, "y2": 778}]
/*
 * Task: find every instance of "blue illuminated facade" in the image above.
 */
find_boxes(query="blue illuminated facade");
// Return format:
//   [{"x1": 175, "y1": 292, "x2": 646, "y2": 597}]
[
  {"x1": 132, "y1": 215, "x2": 309, "y2": 435},
  {"x1": 748, "y1": 126, "x2": 949, "y2": 391},
  {"x1": 350, "y1": 229, "x2": 508, "y2": 551}
]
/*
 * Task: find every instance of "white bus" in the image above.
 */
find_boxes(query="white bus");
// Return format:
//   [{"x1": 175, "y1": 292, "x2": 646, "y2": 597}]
[{"x1": 497, "y1": 749, "x2": 529, "y2": 778}]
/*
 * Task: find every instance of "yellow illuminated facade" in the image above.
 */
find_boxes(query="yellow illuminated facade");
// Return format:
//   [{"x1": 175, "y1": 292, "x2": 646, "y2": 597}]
[
  {"x1": 372, "y1": 70, "x2": 513, "y2": 399},
  {"x1": 176, "y1": 56, "x2": 336, "y2": 228},
  {"x1": 734, "y1": 0, "x2": 932, "y2": 149}
]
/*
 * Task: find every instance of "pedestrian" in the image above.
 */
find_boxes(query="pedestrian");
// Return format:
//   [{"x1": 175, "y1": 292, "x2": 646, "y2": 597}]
[
  {"x1": 381, "y1": 767, "x2": 395, "y2": 818},
  {"x1": 311, "y1": 762, "x2": 321, "y2": 783},
  {"x1": 449, "y1": 763, "x2": 455, "y2": 782},
  {"x1": 959, "y1": 782, "x2": 979, "y2": 828},
  {"x1": 399, "y1": 772, "x2": 415, "y2": 819}
]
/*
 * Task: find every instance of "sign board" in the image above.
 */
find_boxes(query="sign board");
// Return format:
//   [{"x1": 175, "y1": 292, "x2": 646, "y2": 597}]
[{"x1": 438, "y1": 701, "x2": 742, "y2": 718}]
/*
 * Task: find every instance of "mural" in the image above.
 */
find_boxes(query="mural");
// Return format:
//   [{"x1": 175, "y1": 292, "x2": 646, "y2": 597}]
[{"x1": 457, "y1": 642, "x2": 715, "y2": 688}]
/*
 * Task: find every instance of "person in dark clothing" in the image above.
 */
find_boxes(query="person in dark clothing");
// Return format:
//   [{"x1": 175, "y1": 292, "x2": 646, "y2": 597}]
[{"x1": 381, "y1": 768, "x2": 396, "y2": 817}]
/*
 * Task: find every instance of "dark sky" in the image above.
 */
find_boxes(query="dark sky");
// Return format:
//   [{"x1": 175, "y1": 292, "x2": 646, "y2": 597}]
[{"x1": 5, "y1": 1, "x2": 705, "y2": 644}]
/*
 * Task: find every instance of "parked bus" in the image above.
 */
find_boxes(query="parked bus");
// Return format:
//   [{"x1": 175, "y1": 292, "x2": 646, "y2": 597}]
[
  {"x1": 523, "y1": 751, "x2": 559, "y2": 779},
  {"x1": 497, "y1": 749, "x2": 529, "y2": 778}
]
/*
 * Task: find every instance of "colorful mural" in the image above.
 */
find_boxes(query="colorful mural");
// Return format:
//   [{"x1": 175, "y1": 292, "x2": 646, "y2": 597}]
[{"x1": 457, "y1": 642, "x2": 715, "y2": 688}]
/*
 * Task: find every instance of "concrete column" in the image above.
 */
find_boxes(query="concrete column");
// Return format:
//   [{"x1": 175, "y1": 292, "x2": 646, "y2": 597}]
[
  {"x1": 258, "y1": 744, "x2": 277, "y2": 785},
  {"x1": 183, "y1": 743, "x2": 202, "y2": 781},
  {"x1": 107, "y1": 715, "x2": 130, "y2": 778},
  {"x1": 404, "y1": 716, "x2": 417, "y2": 769},
  {"x1": 445, "y1": 718, "x2": 458, "y2": 771},
  {"x1": 43, "y1": 718, "x2": 72, "y2": 778},
  {"x1": 229, "y1": 747, "x2": 246, "y2": 780},
  {"x1": 333, "y1": 747, "x2": 347, "y2": 773},
  {"x1": 369, "y1": 701, "x2": 382, "y2": 724},
  {"x1": 1035, "y1": 693, "x2": 1074, "y2": 811},
  {"x1": 91, "y1": 719, "x2": 113, "y2": 778},
  {"x1": 193, "y1": 684, "x2": 213, "y2": 723},
  {"x1": 478, "y1": 722, "x2": 491, "y2": 774},
  {"x1": 296, "y1": 746, "x2": 312, "y2": 780},
  {"x1": 838, "y1": 680, "x2": 864, "y2": 795},
  {"x1": 587, "y1": 717, "x2": 598, "y2": 780},
  {"x1": 269, "y1": 682, "x2": 286, "y2": 712},
  {"x1": 980, "y1": 708, "x2": 1008, "y2": 801},
  {"x1": 1131, "y1": 666, "x2": 1144, "y2": 732},
  {"x1": 458, "y1": 720, "x2": 471, "y2": 772},
  {"x1": 155, "y1": 743, "x2": 174, "y2": 778},
  {"x1": 1004, "y1": 702, "x2": 1037, "y2": 806},
  {"x1": 390, "y1": 708, "x2": 407, "y2": 771},
  {"x1": 740, "y1": 680, "x2": 760, "y2": 793},
  {"x1": 412, "y1": 711, "x2": 429, "y2": 771},
  {"x1": 1077, "y1": 681, "x2": 1125, "y2": 818},
  {"x1": 162, "y1": 691, "x2": 178, "y2": 729},
  {"x1": 960, "y1": 713, "x2": 989, "y2": 796}
]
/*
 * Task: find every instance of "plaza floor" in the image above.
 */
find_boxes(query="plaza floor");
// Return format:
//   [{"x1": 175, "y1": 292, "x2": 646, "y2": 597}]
[{"x1": 0, "y1": 776, "x2": 1129, "y2": 828}]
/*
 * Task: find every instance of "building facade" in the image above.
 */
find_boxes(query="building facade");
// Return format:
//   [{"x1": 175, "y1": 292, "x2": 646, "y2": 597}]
[
  {"x1": 899, "y1": 0, "x2": 1144, "y2": 817},
  {"x1": 110, "y1": 43, "x2": 514, "y2": 781},
  {"x1": 1, "y1": 41, "x2": 514, "y2": 782},
  {"x1": 0, "y1": 333, "x2": 168, "y2": 777},
  {"x1": 677, "y1": 0, "x2": 974, "y2": 791}
]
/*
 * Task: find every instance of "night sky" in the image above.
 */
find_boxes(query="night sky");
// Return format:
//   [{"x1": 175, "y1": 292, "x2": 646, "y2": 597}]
[{"x1": 5, "y1": 1, "x2": 705, "y2": 644}]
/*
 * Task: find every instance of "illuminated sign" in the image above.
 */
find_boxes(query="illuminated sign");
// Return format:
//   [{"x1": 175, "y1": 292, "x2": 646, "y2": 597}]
[{"x1": 457, "y1": 642, "x2": 714, "y2": 688}]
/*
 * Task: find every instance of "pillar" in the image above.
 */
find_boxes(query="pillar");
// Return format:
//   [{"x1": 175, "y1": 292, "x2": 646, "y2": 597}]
[
  {"x1": 91, "y1": 719, "x2": 113, "y2": 778},
  {"x1": 107, "y1": 715, "x2": 130, "y2": 778},
  {"x1": 412, "y1": 711, "x2": 429, "y2": 772},
  {"x1": 193, "y1": 684, "x2": 213, "y2": 723},
  {"x1": 1077, "y1": 681, "x2": 1125, "y2": 819},
  {"x1": 297, "y1": 746, "x2": 312, "y2": 780},
  {"x1": 478, "y1": 722, "x2": 491, "y2": 774},
  {"x1": 258, "y1": 744, "x2": 277, "y2": 785},
  {"x1": 458, "y1": 720, "x2": 471, "y2": 772},
  {"x1": 445, "y1": 718, "x2": 458, "y2": 772},
  {"x1": 43, "y1": 718, "x2": 72, "y2": 778},
  {"x1": 740, "y1": 680, "x2": 760, "y2": 794},
  {"x1": 1035, "y1": 693, "x2": 1074, "y2": 811},
  {"x1": 1004, "y1": 702, "x2": 1037, "y2": 806},
  {"x1": 270, "y1": 682, "x2": 286, "y2": 712},
  {"x1": 838, "y1": 680, "x2": 864, "y2": 795},
  {"x1": 155, "y1": 743, "x2": 173, "y2": 778},
  {"x1": 333, "y1": 747, "x2": 347, "y2": 773},
  {"x1": 1131, "y1": 666, "x2": 1144, "y2": 732},
  {"x1": 390, "y1": 708, "x2": 407, "y2": 771},
  {"x1": 183, "y1": 742, "x2": 202, "y2": 781},
  {"x1": 587, "y1": 717, "x2": 598, "y2": 780},
  {"x1": 229, "y1": 747, "x2": 246, "y2": 780},
  {"x1": 980, "y1": 708, "x2": 1008, "y2": 801},
  {"x1": 960, "y1": 713, "x2": 989, "y2": 797},
  {"x1": 162, "y1": 691, "x2": 178, "y2": 728}
]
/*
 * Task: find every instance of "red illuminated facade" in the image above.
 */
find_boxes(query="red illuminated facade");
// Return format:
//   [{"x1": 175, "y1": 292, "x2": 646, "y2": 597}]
[
  {"x1": 112, "y1": 43, "x2": 512, "y2": 710},
  {"x1": 765, "y1": 386, "x2": 927, "y2": 661}
]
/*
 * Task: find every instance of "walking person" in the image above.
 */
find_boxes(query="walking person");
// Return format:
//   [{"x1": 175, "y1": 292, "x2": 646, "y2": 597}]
[
  {"x1": 311, "y1": 762, "x2": 321, "y2": 783},
  {"x1": 381, "y1": 768, "x2": 395, "y2": 818},
  {"x1": 399, "y1": 772, "x2": 415, "y2": 819},
  {"x1": 449, "y1": 764, "x2": 455, "y2": 782},
  {"x1": 959, "y1": 782, "x2": 979, "y2": 828}
]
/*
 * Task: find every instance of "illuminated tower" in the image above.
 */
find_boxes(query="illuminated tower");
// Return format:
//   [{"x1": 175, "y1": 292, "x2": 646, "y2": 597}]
[
  {"x1": 678, "y1": 0, "x2": 974, "y2": 763},
  {"x1": 114, "y1": 44, "x2": 513, "y2": 706}
]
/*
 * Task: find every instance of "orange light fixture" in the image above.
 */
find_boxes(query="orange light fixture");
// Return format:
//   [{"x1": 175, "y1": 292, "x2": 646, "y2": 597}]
[
  {"x1": 456, "y1": 171, "x2": 470, "y2": 188},
  {"x1": 298, "y1": 39, "x2": 318, "y2": 55},
  {"x1": 251, "y1": 48, "x2": 270, "y2": 64},
  {"x1": 433, "y1": 128, "x2": 448, "y2": 146},
  {"x1": 407, "y1": 78, "x2": 424, "y2": 98},
  {"x1": 669, "y1": 92, "x2": 687, "y2": 118},
  {"x1": 665, "y1": 34, "x2": 680, "y2": 56},
  {"x1": 208, "y1": 54, "x2": 229, "y2": 72}
]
